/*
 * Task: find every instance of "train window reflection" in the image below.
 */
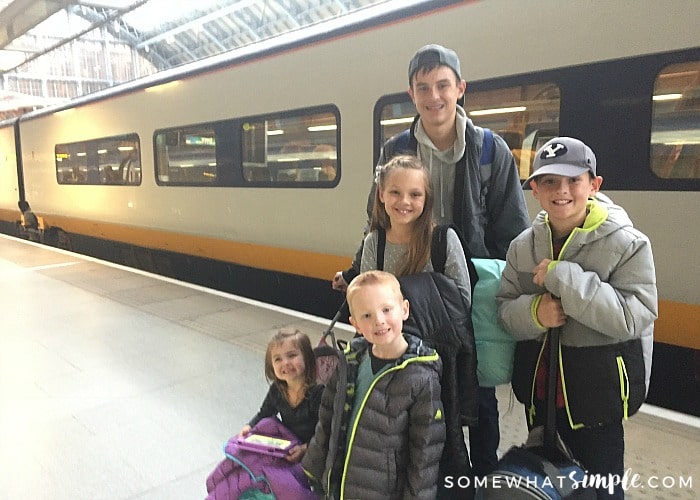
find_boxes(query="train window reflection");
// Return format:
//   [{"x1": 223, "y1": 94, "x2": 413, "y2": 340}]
[
  {"x1": 154, "y1": 126, "x2": 218, "y2": 184},
  {"x1": 377, "y1": 83, "x2": 560, "y2": 180},
  {"x1": 378, "y1": 98, "x2": 416, "y2": 147},
  {"x1": 241, "y1": 107, "x2": 339, "y2": 187},
  {"x1": 651, "y1": 62, "x2": 700, "y2": 179},
  {"x1": 466, "y1": 83, "x2": 560, "y2": 179},
  {"x1": 55, "y1": 134, "x2": 141, "y2": 185},
  {"x1": 154, "y1": 107, "x2": 339, "y2": 187}
]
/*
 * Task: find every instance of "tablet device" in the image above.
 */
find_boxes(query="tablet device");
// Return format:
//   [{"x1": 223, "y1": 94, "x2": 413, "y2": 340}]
[{"x1": 236, "y1": 433, "x2": 296, "y2": 458}]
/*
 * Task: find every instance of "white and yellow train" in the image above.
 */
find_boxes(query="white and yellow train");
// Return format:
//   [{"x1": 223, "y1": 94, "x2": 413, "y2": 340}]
[{"x1": 0, "y1": 0, "x2": 698, "y2": 415}]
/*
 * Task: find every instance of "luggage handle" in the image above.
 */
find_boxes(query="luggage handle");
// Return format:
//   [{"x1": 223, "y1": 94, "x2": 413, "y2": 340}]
[
  {"x1": 319, "y1": 299, "x2": 348, "y2": 351},
  {"x1": 545, "y1": 326, "x2": 561, "y2": 452}
]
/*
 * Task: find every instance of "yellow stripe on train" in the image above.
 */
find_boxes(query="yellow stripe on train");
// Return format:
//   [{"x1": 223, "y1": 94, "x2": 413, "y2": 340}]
[
  {"x1": 26, "y1": 214, "x2": 700, "y2": 351},
  {"x1": 655, "y1": 301, "x2": 700, "y2": 350},
  {"x1": 42, "y1": 214, "x2": 352, "y2": 282}
]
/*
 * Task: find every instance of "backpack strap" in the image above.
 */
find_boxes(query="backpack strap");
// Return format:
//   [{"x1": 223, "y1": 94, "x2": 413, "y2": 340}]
[
  {"x1": 430, "y1": 225, "x2": 450, "y2": 275},
  {"x1": 476, "y1": 127, "x2": 495, "y2": 194},
  {"x1": 430, "y1": 224, "x2": 478, "y2": 292},
  {"x1": 224, "y1": 448, "x2": 274, "y2": 493},
  {"x1": 480, "y1": 127, "x2": 495, "y2": 166},
  {"x1": 393, "y1": 129, "x2": 413, "y2": 154},
  {"x1": 376, "y1": 228, "x2": 386, "y2": 271}
]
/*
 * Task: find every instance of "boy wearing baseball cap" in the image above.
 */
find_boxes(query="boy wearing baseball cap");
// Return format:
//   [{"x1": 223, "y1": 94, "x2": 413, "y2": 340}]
[{"x1": 497, "y1": 137, "x2": 658, "y2": 499}]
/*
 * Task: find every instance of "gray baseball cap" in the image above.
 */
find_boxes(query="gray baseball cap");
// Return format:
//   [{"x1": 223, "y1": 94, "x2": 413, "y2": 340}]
[
  {"x1": 525, "y1": 137, "x2": 597, "y2": 183},
  {"x1": 408, "y1": 44, "x2": 461, "y2": 84}
]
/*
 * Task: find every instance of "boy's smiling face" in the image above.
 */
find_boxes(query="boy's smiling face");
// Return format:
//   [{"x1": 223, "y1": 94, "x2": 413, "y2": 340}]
[
  {"x1": 530, "y1": 173, "x2": 602, "y2": 237},
  {"x1": 408, "y1": 65, "x2": 465, "y2": 132},
  {"x1": 349, "y1": 282, "x2": 409, "y2": 359}
]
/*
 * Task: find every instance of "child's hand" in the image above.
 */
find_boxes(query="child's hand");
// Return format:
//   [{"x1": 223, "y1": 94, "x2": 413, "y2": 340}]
[
  {"x1": 532, "y1": 259, "x2": 553, "y2": 287},
  {"x1": 285, "y1": 443, "x2": 308, "y2": 463},
  {"x1": 332, "y1": 271, "x2": 347, "y2": 291},
  {"x1": 536, "y1": 293, "x2": 566, "y2": 328},
  {"x1": 238, "y1": 424, "x2": 252, "y2": 438}
]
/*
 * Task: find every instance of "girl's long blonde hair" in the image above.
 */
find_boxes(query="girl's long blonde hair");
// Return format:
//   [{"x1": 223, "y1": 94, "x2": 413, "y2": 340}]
[{"x1": 370, "y1": 155, "x2": 434, "y2": 276}]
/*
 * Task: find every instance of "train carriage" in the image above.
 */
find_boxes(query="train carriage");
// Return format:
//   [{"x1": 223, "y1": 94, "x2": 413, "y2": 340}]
[{"x1": 0, "y1": 0, "x2": 698, "y2": 415}]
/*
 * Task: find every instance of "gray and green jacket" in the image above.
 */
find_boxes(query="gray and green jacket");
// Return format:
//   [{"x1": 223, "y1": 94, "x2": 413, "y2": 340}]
[
  {"x1": 302, "y1": 333, "x2": 445, "y2": 499},
  {"x1": 497, "y1": 193, "x2": 658, "y2": 428}
]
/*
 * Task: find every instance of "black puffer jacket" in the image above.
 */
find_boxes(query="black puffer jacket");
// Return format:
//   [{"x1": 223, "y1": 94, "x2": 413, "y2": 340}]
[
  {"x1": 302, "y1": 334, "x2": 445, "y2": 500},
  {"x1": 398, "y1": 272, "x2": 478, "y2": 499}
]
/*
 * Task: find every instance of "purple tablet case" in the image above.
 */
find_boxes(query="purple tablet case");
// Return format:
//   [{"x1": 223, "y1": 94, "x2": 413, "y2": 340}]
[{"x1": 235, "y1": 433, "x2": 296, "y2": 458}]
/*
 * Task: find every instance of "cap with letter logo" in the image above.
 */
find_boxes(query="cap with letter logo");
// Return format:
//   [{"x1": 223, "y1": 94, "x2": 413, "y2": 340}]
[{"x1": 524, "y1": 137, "x2": 597, "y2": 183}]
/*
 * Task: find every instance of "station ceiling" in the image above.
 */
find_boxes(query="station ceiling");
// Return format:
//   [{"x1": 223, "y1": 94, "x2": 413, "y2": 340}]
[{"x1": 0, "y1": 0, "x2": 397, "y2": 114}]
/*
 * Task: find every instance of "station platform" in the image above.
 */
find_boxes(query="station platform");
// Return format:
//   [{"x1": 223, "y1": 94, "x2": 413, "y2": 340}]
[{"x1": 0, "y1": 234, "x2": 696, "y2": 499}]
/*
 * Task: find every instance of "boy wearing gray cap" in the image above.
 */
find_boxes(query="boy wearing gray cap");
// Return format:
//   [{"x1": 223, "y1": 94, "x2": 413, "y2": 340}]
[
  {"x1": 333, "y1": 44, "x2": 530, "y2": 489},
  {"x1": 497, "y1": 137, "x2": 658, "y2": 499},
  {"x1": 334, "y1": 43, "x2": 529, "y2": 285}
]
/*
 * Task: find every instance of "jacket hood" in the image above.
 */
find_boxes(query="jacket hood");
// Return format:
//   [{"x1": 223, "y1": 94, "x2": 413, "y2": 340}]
[{"x1": 412, "y1": 106, "x2": 467, "y2": 221}]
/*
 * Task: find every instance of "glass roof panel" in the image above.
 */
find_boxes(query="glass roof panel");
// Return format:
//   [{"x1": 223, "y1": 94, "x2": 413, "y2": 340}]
[
  {"x1": 0, "y1": 0, "x2": 412, "y2": 119},
  {"x1": 121, "y1": 0, "x2": 226, "y2": 32}
]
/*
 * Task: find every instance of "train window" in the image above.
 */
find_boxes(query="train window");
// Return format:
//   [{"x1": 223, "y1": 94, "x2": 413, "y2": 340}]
[
  {"x1": 55, "y1": 134, "x2": 141, "y2": 185},
  {"x1": 465, "y1": 83, "x2": 560, "y2": 179},
  {"x1": 241, "y1": 107, "x2": 339, "y2": 187},
  {"x1": 378, "y1": 97, "x2": 416, "y2": 147},
  {"x1": 376, "y1": 83, "x2": 560, "y2": 180},
  {"x1": 650, "y1": 61, "x2": 700, "y2": 179},
  {"x1": 154, "y1": 106, "x2": 339, "y2": 187},
  {"x1": 154, "y1": 126, "x2": 218, "y2": 185}
]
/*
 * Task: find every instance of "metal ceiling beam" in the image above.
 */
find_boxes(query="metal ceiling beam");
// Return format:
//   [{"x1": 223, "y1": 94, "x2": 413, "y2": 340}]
[
  {"x1": 0, "y1": 0, "x2": 72, "y2": 48},
  {"x1": 0, "y1": 0, "x2": 149, "y2": 75},
  {"x1": 0, "y1": 0, "x2": 391, "y2": 106},
  {"x1": 135, "y1": 0, "x2": 261, "y2": 50}
]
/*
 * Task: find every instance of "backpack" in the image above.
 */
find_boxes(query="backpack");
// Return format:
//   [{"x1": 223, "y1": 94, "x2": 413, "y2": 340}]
[
  {"x1": 206, "y1": 417, "x2": 318, "y2": 500},
  {"x1": 431, "y1": 224, "x2": 516, "y2": 387},
  {"x1": 392, "y1": 125, "x2": 514, "y2": 386},
  {"x1": 476, "y1": 329, "x2": 597, "y2": 500},
  {"x1": 384, "y1": 125, "x2": 515, "y2": 387},
  {"x1": 375, "y1": 228, "x2": 479, "y2": 423},
  {"x1": 314, "y1": 301, "x2": 348, "y2": 386}
]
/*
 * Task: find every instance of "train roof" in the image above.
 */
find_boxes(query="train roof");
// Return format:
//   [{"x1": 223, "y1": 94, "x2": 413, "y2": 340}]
[{"x1": 0, "y1": 0, "x2": 442, "y2": 119}]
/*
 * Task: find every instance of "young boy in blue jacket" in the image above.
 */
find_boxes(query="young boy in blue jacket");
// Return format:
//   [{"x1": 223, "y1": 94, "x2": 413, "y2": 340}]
[{"x1": 497, "y1": 137, "x2": 658, "y2": 499}]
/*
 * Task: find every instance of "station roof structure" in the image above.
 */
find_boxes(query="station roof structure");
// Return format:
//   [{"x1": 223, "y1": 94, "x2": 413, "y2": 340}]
[{"x1": 0, "y1": 0, "x2": 399, "y2": 118}]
